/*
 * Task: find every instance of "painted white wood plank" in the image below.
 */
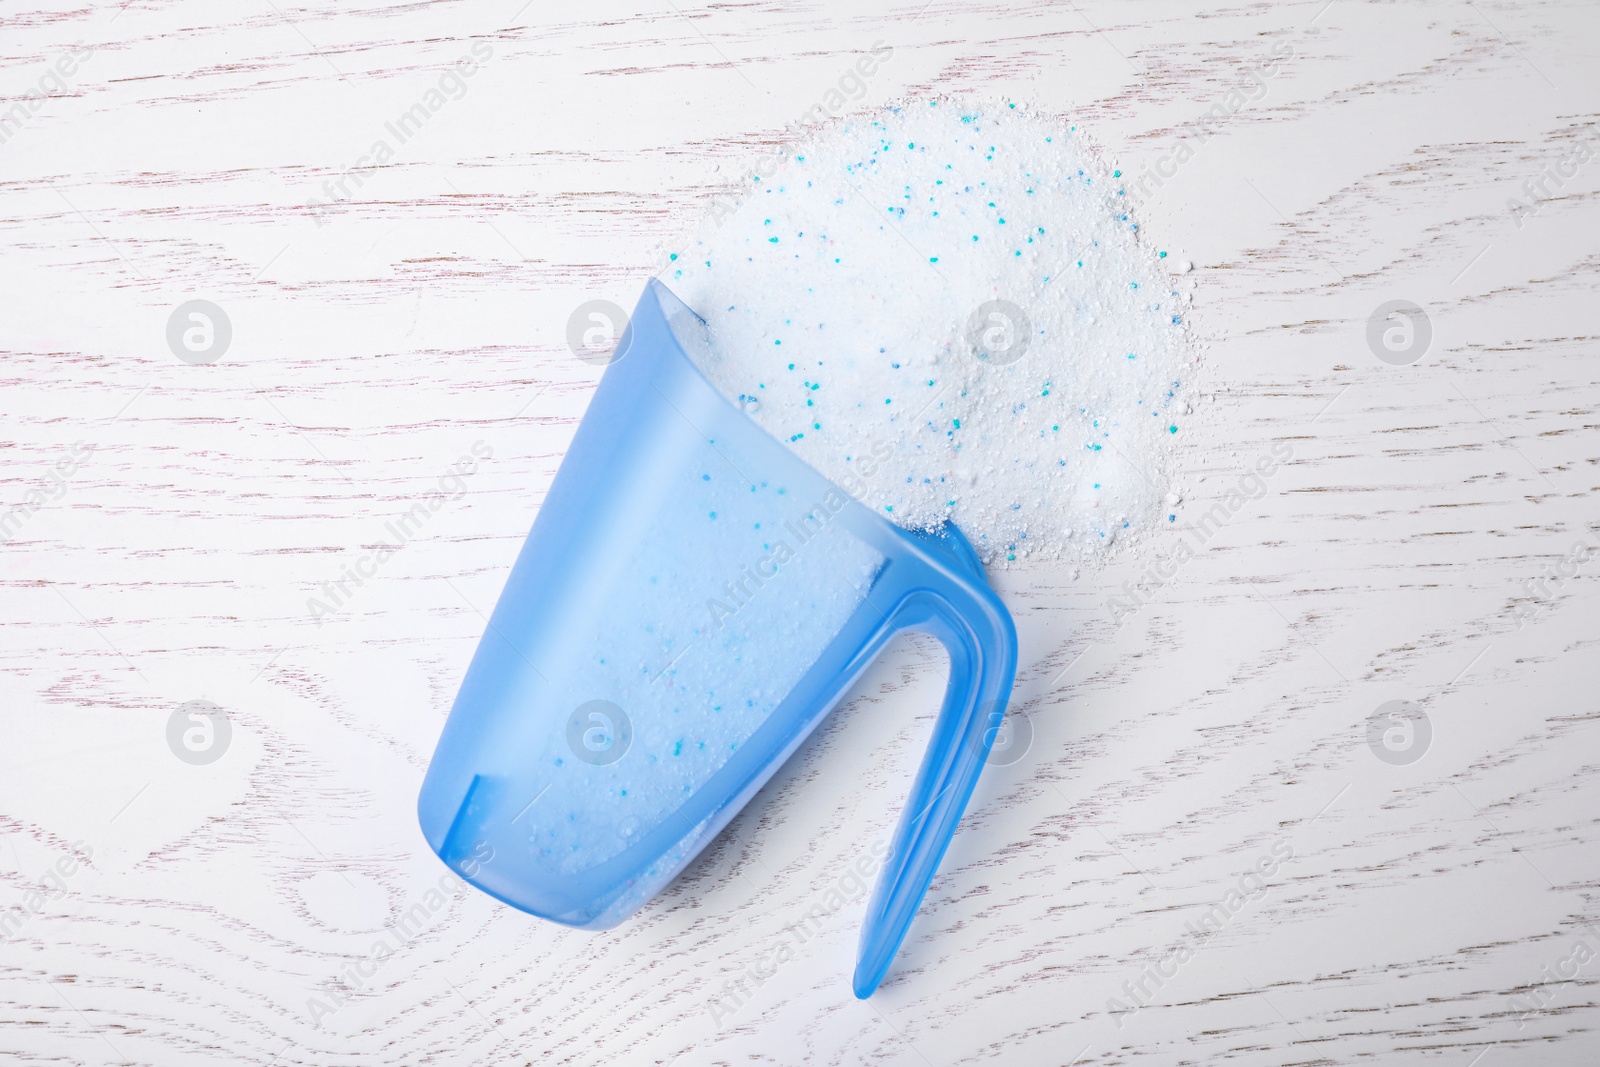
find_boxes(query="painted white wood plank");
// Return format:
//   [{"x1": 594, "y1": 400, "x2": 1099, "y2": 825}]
[{"x1": 1, "y1": 0, "x2": 1598, "y2": 1064}]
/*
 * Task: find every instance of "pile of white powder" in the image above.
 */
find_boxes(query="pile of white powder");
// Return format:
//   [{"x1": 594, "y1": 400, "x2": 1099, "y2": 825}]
[{"x1": 662, "y1": 99, "x2": 1195, "y2": 565}]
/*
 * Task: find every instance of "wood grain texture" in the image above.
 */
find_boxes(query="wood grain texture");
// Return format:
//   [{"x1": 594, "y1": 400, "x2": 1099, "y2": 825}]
[{"x1": 2, "y1": 0, "x2": 1598, "y2": 1064}]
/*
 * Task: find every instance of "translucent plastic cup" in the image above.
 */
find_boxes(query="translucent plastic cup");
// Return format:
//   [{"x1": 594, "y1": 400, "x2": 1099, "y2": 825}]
[{"x1": 418, "y1": 280, "x2": 1018, "y2": 997}]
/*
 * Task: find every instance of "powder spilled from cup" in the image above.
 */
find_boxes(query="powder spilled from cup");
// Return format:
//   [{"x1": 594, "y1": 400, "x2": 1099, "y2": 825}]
[{"x1": 664, "y1": 98, "x2": 1197, "y2": 565}]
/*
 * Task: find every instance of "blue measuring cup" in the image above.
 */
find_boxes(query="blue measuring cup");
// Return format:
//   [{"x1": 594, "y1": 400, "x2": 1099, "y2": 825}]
[{"x1": 417, "y1": 279, "x2": 1018, "y2": 997}]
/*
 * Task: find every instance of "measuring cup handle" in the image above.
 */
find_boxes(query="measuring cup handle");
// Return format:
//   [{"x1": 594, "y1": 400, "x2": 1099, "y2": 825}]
[{"x1": 852, "y1": 572, "x2": 1018, "y2": 998}]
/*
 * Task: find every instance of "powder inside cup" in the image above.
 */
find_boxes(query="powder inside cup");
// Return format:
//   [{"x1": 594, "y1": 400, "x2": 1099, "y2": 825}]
[{"x1": 663, "y1": 99, "x2": 1195, "y2": 565}]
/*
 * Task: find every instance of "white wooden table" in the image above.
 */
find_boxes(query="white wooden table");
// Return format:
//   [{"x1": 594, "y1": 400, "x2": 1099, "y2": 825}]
[{"x1": 3, "y1": 1, "x2": 1598, "y2": 1063}]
